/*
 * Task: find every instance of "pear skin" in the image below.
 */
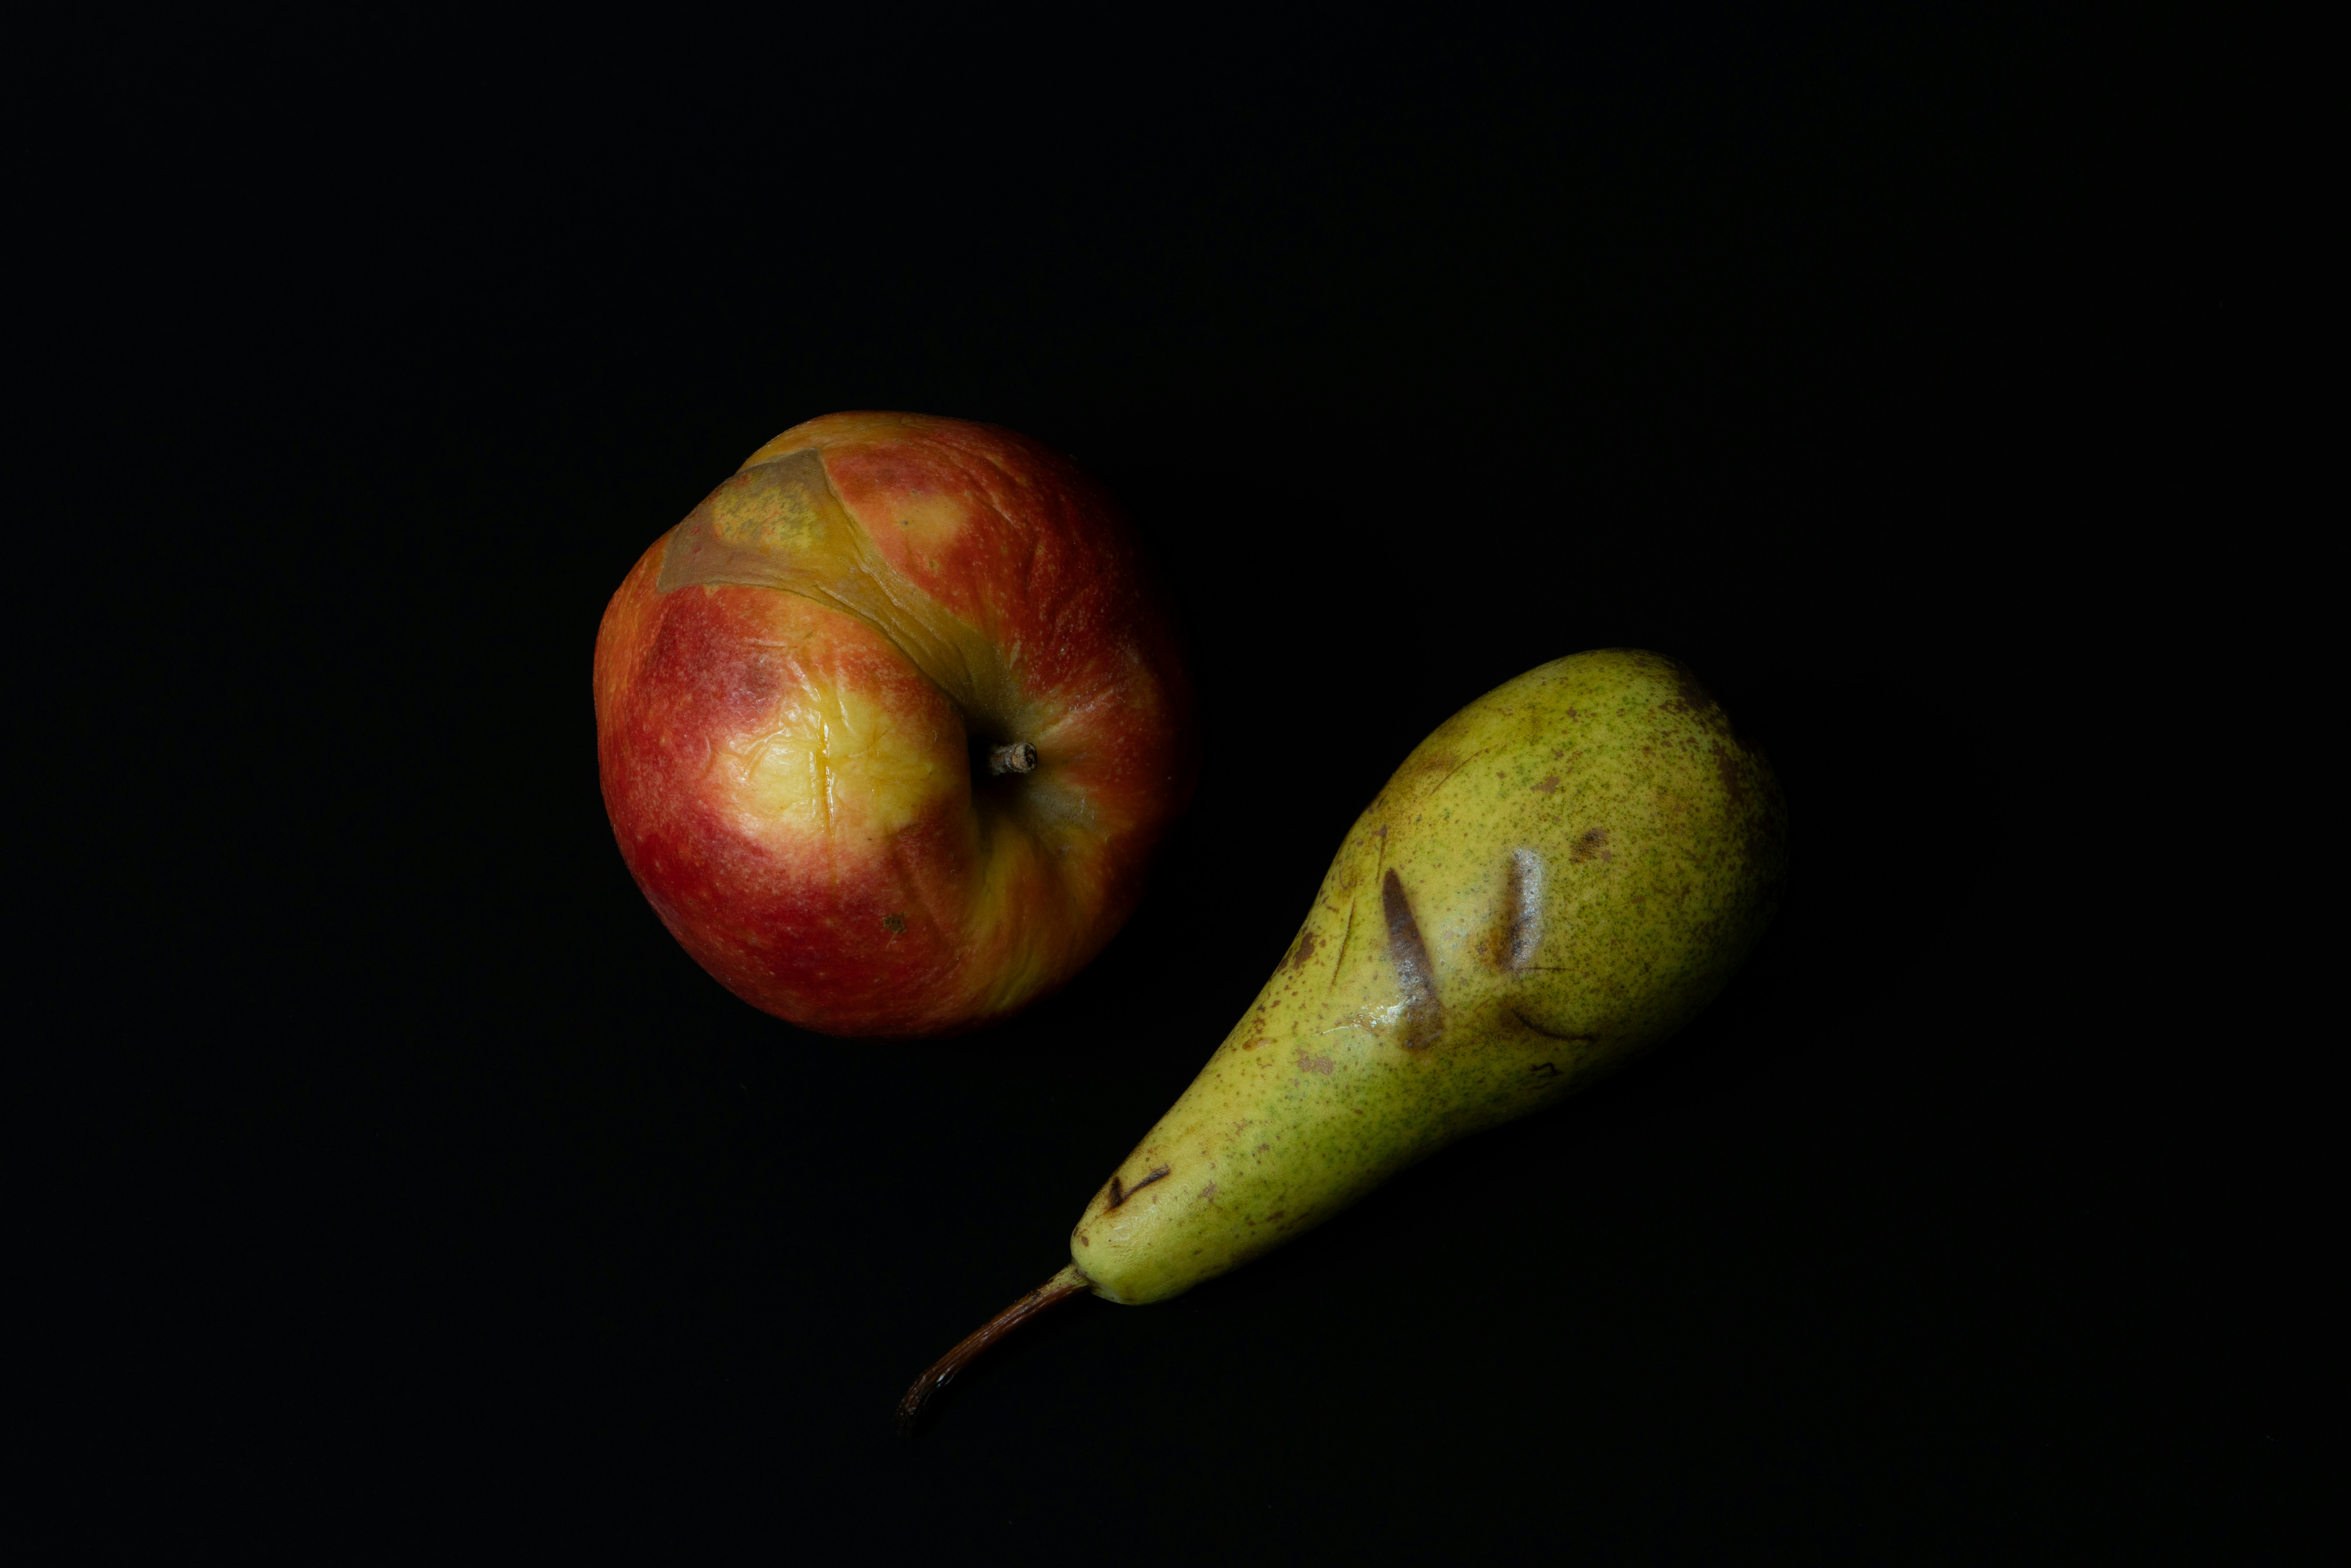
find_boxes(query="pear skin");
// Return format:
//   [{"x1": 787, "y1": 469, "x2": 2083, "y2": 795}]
[{"x1": 901, "y1": 649, "x2": 1786, "y2": 1423}]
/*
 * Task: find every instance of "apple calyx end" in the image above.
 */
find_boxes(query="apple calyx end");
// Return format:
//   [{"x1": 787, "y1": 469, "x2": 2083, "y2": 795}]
[{"x1": 986, "y1": 741, "x2": 1039, "y2": 776}]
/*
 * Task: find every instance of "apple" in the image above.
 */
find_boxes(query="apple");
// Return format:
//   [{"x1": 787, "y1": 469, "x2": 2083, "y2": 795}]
[{"x1": 593, "y1": 413, "x2": 1197, "y2": 1037}]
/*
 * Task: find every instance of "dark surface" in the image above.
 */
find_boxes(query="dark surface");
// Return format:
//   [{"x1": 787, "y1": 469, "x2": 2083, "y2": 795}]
[{"x1": 43, "y1": 7, "x2": 2312, "y2": 1559}]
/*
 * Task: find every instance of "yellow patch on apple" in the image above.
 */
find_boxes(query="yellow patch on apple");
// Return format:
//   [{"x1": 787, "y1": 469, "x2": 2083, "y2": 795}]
[{"x1": 712, "y1": 673, "x2": 949, "y2": 845}]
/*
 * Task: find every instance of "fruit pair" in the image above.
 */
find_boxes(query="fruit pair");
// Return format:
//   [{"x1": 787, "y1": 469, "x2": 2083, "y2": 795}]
[{"x1": 594, "y1": 415, "x2": 1788, "y2": 1422}]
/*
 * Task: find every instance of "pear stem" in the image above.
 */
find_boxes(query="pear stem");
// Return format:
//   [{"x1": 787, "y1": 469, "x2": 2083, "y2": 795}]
[
  {"x1": 897, "y1": 1263, "x2": 1091, "y2": 1433},
  {"x1": 986, "y1": 741, "x2": 1038, "y2": 776}
]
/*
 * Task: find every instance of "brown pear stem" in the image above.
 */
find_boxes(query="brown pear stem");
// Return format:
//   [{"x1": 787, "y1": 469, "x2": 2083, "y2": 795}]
[
  {"x1": 897, "y1": 1263, "x2": 1091, "y2": 1433},
  {"x1": 987, "y1": 741, "x2": 1039, "y2": 776}
]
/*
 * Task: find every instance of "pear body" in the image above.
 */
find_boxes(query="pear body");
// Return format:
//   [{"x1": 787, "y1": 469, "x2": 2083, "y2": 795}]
[{"x1": 1069, "y1": 650, "x2": 1788, "y2": 1304}]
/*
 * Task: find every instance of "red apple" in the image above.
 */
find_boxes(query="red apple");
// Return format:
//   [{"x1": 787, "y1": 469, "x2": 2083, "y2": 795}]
[{"x1": 593, "y1": 413, "x2": 1197, "y2": 1037}]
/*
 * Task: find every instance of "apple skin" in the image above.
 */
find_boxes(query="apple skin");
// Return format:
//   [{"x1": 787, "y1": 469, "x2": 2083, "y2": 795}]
[{"x1": 594, "y1": 413, "x2": 1197, "y2": 1037}]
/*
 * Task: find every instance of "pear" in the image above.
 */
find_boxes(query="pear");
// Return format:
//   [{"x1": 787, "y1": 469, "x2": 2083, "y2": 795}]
[{"x1": 900, "y1": 649, "x2": 1787, "y2": 1425}]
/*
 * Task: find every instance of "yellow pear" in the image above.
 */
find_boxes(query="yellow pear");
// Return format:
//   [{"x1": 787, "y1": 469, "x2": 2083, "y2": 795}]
[{"x1": 901, "y1": 649, "x2": 1788, "y2": 1424}]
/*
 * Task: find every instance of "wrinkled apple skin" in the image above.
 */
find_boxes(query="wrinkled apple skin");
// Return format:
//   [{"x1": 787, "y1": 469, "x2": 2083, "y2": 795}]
[{"x1": 594, "y1": 413, "x2": 1197, "y2": 1037}]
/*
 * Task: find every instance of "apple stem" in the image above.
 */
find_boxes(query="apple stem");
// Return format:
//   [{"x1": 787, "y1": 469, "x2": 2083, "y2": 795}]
[
  {"x1": 897, "y1": 1263, "x2": 1091, "y2": 1434},
  {"x1": 987, "y1": 741, "x2": 1039, "y2": 776}
]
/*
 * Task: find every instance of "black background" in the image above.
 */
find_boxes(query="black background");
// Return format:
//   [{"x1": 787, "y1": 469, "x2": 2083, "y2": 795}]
[{"x1": 36, "y1": 6, "x2": 2314, "y2": 1559}]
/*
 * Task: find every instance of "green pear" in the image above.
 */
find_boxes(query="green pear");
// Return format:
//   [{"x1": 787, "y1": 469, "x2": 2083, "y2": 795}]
[{"x1": 900, "y1": 649, "x2": 1787, "y2": 1424}]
